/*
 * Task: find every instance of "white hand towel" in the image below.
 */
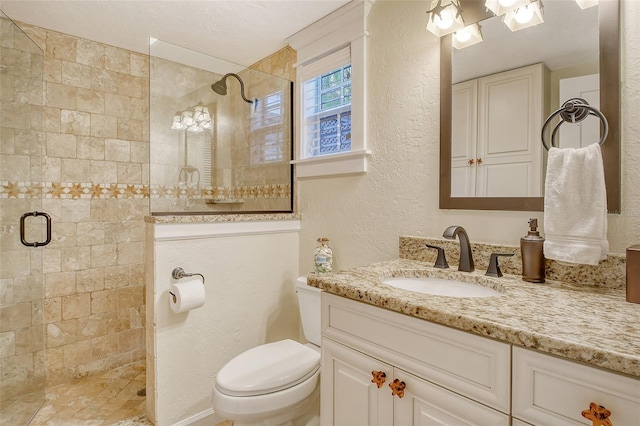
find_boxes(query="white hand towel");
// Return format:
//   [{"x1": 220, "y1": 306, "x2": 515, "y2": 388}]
[{"x1": 543, "y1": 143, "x2": 608, "y2": 265}]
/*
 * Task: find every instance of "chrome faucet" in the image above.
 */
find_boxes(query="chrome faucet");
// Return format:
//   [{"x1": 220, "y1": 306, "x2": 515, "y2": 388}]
[{"x1": 443, "y1": 226, "x2": 474, "y2": 272}]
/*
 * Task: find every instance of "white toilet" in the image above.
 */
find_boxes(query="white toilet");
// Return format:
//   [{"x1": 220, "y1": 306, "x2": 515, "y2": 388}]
[{"x1": 212, "y1": 277, "x2": 322, "y2": 426}]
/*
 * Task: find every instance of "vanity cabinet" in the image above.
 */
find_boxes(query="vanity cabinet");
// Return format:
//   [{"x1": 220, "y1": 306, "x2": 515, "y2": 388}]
[
  {"x1": 512, "y1": 347, "x2": 640, "y2": 426},
  {"x1": 451, "y1": 63, "x2": 547, "y2": 198},
  {"x1": 320, "y1": 293, "x2": 511, "y2": 425}
]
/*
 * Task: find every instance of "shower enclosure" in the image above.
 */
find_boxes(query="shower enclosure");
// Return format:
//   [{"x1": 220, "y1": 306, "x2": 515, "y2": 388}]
[
  {"x1": 0, "y1": 10, "x2": 47, "y2": 425},
  {"x1": 149, "y1": 40, "x2": 293, "y2": 214}
]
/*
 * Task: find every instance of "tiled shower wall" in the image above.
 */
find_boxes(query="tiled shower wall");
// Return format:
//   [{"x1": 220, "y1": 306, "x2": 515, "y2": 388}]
[{"x1": 17, "y1": 23, "x2": 149, "y2": 388}]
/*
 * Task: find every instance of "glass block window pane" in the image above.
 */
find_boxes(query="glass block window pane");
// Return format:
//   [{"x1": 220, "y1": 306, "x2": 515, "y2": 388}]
[{"x1": 303, "y1": 64, "x2": 352, "y2": 158}]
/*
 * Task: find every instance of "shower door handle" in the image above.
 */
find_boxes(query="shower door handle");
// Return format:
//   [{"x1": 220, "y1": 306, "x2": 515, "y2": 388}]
[{"x1": 20, "y1": 211, "x2": 52, "y2": 247}]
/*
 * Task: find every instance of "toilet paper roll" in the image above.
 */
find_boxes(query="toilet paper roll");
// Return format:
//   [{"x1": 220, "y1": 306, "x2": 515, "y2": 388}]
[{"x1": 169, "y1": 279, "x2": 205, "y2": 313}]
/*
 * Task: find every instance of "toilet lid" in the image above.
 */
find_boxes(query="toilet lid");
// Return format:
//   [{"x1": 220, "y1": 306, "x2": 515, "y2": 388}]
[{"x1": 215, "y1": 339, "x2": 321, "y2": 397}]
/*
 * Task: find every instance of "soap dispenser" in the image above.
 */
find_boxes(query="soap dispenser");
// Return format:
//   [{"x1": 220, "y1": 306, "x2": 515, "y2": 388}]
[{"x1": 521, "y1": 219, "x2": 545, "y2": 283}]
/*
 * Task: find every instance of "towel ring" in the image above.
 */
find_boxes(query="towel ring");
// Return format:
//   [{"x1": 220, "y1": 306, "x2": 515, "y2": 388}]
[{"x1": 541, "y1": 98, "x2": 609, "y2": 151}]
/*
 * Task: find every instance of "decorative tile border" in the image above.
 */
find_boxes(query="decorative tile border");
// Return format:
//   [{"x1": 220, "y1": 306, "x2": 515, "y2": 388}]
[{"x1": 0, "y1": 181, "x2": 291, "y2": 200}]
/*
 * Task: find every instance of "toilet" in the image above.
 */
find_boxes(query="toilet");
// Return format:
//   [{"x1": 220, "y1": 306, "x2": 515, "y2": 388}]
[{"x1": 211, "y1": 277, "x2": 322, "y2": 426}]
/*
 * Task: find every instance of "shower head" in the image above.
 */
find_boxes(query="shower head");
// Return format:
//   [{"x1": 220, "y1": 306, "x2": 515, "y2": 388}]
[{"x1": 211, "y1": 73, "x2": 254, "y2": 104}]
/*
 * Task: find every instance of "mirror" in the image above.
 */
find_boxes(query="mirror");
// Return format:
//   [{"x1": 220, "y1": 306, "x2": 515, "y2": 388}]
[{"x1": 439, "y1": 0, "x2": 620, "y2": 212}]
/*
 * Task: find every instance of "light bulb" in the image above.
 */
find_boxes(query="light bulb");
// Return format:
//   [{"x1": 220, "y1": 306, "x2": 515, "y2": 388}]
[
  {"x1": 435, "y1": 9, "x2": 454, "y2": 30},
  {"x1": 498, "y1": 0, "x2": 516, "y2": 6},
  {"x1": 515, "y1": 5, "x2": 533, "y2": 24},
  {"x1": 455, "y1": 28, "x2": 472, "y2": 43}
]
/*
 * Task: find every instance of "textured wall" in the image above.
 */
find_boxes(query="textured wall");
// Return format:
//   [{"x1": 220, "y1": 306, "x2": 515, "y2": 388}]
[
  {"x1": 298, "y1": 0, "x2": 640, "y2": 274},
  {"x1": 147, "y1": 222, "x2": 300, "y2": 425}
]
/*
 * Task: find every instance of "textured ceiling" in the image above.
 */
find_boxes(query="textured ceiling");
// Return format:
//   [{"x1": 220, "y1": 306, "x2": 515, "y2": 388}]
[{"x1": 0, "y1": 0, "x2": 350, "y2": 66}]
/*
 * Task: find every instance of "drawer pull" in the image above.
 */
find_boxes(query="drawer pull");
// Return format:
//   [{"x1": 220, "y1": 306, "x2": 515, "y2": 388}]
[
  {"x1": 371, "y1": 371, "x2": 386, "y2": 388},
  {"x1": 389, "y1": 378, "x2": 406, "y2": 398},
  {"x1": 581, "y1": 402, "x2": 613, "y2": 426}
]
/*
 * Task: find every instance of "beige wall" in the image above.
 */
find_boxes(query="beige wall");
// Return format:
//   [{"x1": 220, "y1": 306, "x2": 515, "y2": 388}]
[
  {"x1": 18, "y1": 23, "x2": 149, "y2": 387},
  {"x1": 298, "y1": 0, "x2": 640, "y2": 274}
]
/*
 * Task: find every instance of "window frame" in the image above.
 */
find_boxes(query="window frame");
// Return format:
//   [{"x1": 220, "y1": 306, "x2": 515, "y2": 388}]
[{"x1": 288, "y1": 0, "x2": 373, "y2": 178}]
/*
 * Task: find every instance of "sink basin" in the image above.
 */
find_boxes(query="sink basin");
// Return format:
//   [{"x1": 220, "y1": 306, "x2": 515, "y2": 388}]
[{"x1": 381, "y1": 277, "x2": 501, "y2": 298}]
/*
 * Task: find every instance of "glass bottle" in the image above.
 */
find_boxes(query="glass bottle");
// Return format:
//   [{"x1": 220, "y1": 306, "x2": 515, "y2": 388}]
[{"x1": 314, "y1": 237, "x2": 333, "y2": 274}]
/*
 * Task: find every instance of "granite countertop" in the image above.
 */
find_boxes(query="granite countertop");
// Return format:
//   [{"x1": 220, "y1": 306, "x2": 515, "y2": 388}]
[{"x1": 307, "y1": 259, "x2": 640, "y2": 378}]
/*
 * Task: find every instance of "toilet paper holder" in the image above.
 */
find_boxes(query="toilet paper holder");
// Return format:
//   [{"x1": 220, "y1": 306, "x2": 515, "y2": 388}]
[{"x1": 170, "y1": 267, "x2": 205, "y2": 303}]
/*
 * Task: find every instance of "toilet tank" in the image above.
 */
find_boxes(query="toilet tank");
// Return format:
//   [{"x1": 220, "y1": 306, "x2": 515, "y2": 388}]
[{"x1": 296, "y1": 276, "x2": 322, "y2": 346}]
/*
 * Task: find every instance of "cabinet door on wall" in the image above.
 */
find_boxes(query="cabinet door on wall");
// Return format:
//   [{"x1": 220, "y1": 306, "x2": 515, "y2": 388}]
[
  {"x1": 321, "y1": 338, "x2": 393, "y2": 426},
  {"x1": 476, "y1": 64, "x2": 545, "y2": 197},
  {"x1": 451, "y1": 79, "x2": 478, "y2": 197},
  {"x1": 452, "y1": 63, "x2": 546, "y2": 197}
]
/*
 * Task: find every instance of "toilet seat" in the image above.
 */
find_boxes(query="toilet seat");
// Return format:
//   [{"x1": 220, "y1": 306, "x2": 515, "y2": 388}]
[{"x1": 215, "y1": 339, "x2": 320, "y2": 397}]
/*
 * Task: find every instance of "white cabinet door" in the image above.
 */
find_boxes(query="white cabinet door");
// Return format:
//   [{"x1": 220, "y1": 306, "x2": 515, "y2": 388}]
[
  {"x1": 394, "y1": 369, "x2": 510, "y2": 426},
  {"x1": 451, "y1": 79, "x2": 478, "y2": 197},
  {"x1": 476, "y1": 64, "x2": 545, "y2": 197},
  {"x1": 321, "y1": 338, "x2": 394, "y2": 426}
]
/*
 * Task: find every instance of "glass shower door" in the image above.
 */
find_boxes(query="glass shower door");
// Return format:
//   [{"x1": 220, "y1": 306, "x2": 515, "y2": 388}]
[{"x1": 0, "y1": 10, "x2": 47, "y2": 425}]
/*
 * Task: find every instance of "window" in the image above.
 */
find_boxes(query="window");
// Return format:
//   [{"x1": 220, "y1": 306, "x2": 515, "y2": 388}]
[
  {"x1": 250, "y1": 91, "x2": 285, "y2": 164},
  {"x1": 304, "y1": 64, "x2": 352, "y2": 157},
  {"x1": 288, "y1": 0, "x2": 372, "y2": 178}
]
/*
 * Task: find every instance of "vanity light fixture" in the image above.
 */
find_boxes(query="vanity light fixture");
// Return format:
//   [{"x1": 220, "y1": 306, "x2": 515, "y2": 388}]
[
  {"x1": 575, "y1": 0, "x2": 598, "y2": 9},
  {"x1": 453, "y1": 23, "x2": 483, "y2": 49},
  {"x1": 484, "y1": 0, "x2": 530, "y2": 16},
  {"x1": 503, "y1": 0, "x2": 544, "y2": 32},
  {"x1": 170, "y1": 104, "x2": 212, "y2": 132},
  {"x1": 426, "y1": 0, "x2": 465, "y2": 37}
]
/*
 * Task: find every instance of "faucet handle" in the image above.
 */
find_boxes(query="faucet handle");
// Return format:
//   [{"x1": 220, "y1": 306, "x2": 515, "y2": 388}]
[
  {"x1": 486, "y1": 252, "x2": 514, "y2": 277},
  {"x1": 425, "y1": 244, "x2": 450, "y2": 269}
]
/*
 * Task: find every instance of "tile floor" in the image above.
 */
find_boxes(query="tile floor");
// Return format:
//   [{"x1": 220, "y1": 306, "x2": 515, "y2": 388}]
[{"x1": 2, "y1": 362, "x2": 150, "y2": 426}]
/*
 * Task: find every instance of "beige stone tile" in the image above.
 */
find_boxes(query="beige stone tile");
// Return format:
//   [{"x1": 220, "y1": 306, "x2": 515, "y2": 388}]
[
  {"x1": 90, "y1": 113, "x2": 117, "y2": 138},
  {"x1": 45, "y1": 31, "x2": 77, "y2": 62},
  {"x1": 76, "y1": 268, "x2": 105, "y2": 294},
  {"x1": 104, "y1": 265, "x2": 130, "y2": 290},
  {"x1": 0, "y1": 330, "x2": 16, "y2": 359},
  {"x1": 91, "y1": 244, "x2": 118, "y2": 268},
  {"x1": 0, "y1": 352, "x2": 34, "y2": 382},
  {"x1": 104, "y1": 46, "x2": 131, "y2": 74},
  {"x1": 43, "y1": 107, "x2": 61, "y2": 132},
  {"x1": 117, "y1": 242, "x2": 143, "y2": 266},
  {"x1": 76, "y1": 39, "x2": 105, "y2": 68},
  {"x1": 118, "y1": 74, "x2": 142, "y2": 98},
  {"x1": 116, "y1": 285, "x2": 143, "y2": 309},
  {"x1": 117, "y1": 199, "x2": 148, "y2": 221},
  {"x1": 44, "y1": 297, "x2": 61, "y2": 324},
  {"x1": 61, "y1": 61, "x2": 91, "y2": 89},
  {"x1": 118, "y1": 327, "x2": 143, "y2": 352},
  {"x1": 61, "y1": 292, "x2": 91, "y2": 320},
  {"x1": 60, "y1": 109, "x2": 90, "y2": 136},
  {"x1": 45, "y1": 132, "x2": 76, "y2": 158},
  {"x1": 60, "y1": 246, "x2": 91, "y2": 272},
  {"x1": 76, "y1": 136, "x2": 105, "y2": 160},
  {"x1": 12, "y1": 275, "x2": 42, "y2": 303},
  {"x1": 42, "y1": 156, "x2": 61, "y2": 181},
  {"x1": 1, "y1": 102, "x2": 31, "y2": 129},
  {"x1": 60, "y1": 158, "x2": 91, "y2": 182},
  {"x1": 0, "y1": 153, "x2": 30, "y2": 181},
  {"x1": 45, "y1": 82, "x2": 77, "y2": 110},
  {"x1": 89, "y1": 159, "x2": 118, "y2": 183},
  {"x1": 90, "y1": 67, "x2": 118, "y2": 93},
  {"x1": 105, "y1": 138, "x2": 130, "y2": 162},
  {"x1": 76, "y1": 88, "x2": 105, "y2": 114},
  {"x1": 90, "y1": 199, "x2": 118, "y2": 221},
  {"x1": 104, "y1": 92, "x2": 131, "y2": 118},
  {"x1": 43, "y1": 248, "x2": 61, "y2": 274},
  {"x1": 91, "y1": 333, "x2": 119, "y2": 360},
  {"x1": 117, "y1": 162, "x2": 142, "y2": 184},
  {"x1": 77, "y1": 313, "x2": 107, "y2": 341},
  {"x1": 46, "y1": 319, "x2": 77, "y2": 348},
  {"x1": 60, "y1": 199, "x2": 90, "y2": 223},
  {"x1": 130, "y1": 53, "x2": 149, "y2": 78},
  {"x1": 129, "y1": 141, "x2": 148, "y2": 164},
  {"x1": 117, "y1": 117, "x2": 143, "y2": 141},
  {"x1": 50, "y1": 222, "x2": 77, "y2": 248},
  {"x1": 90, "y1": 289, "x2": 117, "y2": 314},
  {"x1": 15, "y1": 326, "x2": 44, "y2": 355},
  {"x1": 62, "y1": 339, "x2": 92, "y2": 368},
  {"x1": 106, "y1": 310, "x2": 130, "y2": 334},
  {"x1": 43, "y1": 56, "x2": 62, "y2": 85},
  {"x1": 0, "y1": 302, "x2": 33, "y2": 332},
  {"x1": 76, "y1": 223, "x2": 106, "y2": 247},
  {"x1": 44, "y1": 271, "x2": 76, "y2": 298},
  {"x1": 0, "y1": 279, "x2": 14, "y2": 306},
  {"x1": 129, "y1": 97, "x2": 149, "y2": 121}
]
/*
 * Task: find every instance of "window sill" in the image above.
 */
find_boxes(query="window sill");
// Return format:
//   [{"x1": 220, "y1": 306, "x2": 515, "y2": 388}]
[{"x1": 291, "y1": 149, "x2": 372, "y2": 178}]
